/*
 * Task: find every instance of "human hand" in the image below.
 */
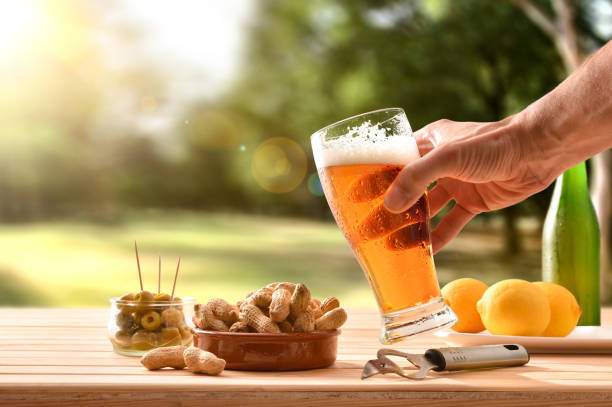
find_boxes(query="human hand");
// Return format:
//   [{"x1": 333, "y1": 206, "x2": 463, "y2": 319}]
[{"x1": 384, "y1": 118, "x2": 559, "y2": 253}]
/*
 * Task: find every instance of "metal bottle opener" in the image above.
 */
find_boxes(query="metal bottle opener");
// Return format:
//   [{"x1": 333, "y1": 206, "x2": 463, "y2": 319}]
[{"x1": 361, "y1": 344, "x2": 529, "y2": 380}]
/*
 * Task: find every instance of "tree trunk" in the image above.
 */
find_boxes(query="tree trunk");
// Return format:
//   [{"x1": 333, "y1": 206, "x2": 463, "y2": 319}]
[{"x1": 503, "y1": 205, "x2": 521, "y2": 255}]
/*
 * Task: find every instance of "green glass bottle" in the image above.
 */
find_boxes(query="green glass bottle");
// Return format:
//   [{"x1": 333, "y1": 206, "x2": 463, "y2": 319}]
[{"x1": 542, "y1": 162, "x2": 600, "y2": 326}]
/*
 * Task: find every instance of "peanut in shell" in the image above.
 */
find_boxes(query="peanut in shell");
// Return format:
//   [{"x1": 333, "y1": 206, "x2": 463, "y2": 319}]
[
  {"x1": 269, "y1": 288, "x2": 291, "y2": 322},
  {"x1": 207, "y1": 298, "x2": 239, "y2": 324},
  {"x1": 278, "y1": 320, "x2": 293, "y2": 333},
  {"x1": 246, "y1": 288, "x2": 273, "y2": 308},
  {"x1": 320, "y1": 297, "x2": 340, "y2": 314},
  {"x1": 240, "y1": 303, "x2": 280, "y2": 333},
  {"x1": 290, "y1": 283, "x2": 311, "y2": 318},
  {"x1": 315, "y1": 307, "x2": 347, "y2": 331},
  {"x1": 275, "y1": 282, "x2": 296, "y2": 293},
  {"x1": 203, "y1": 302, "x2": 229, "y2": 332},
  {"x1": 229, "y1": 321, "x2": 249, "y2": 332},
  {"x1": 293, "y1": 308, "x2": 315, "y2": 332}
]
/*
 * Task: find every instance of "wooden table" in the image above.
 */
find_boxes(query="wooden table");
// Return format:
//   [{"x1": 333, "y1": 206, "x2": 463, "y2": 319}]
[{"x1": 1, "y1": 307, "x2": 611, "y2": 406}]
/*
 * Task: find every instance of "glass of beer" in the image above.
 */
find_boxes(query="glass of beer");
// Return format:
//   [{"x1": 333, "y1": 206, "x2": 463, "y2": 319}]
[{"x1": 311, "y1": 108, "x2": 457, "y2": 343}]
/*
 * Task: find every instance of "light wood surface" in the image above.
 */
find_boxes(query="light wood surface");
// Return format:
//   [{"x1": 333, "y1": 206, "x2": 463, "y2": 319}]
[{"x1": 1, "y1": 307, "x2": 611, "y2": 406}]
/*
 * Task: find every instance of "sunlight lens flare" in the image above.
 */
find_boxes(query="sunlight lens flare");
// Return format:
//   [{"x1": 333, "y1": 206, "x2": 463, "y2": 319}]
[
  {"x1": 0, "y1": 1, "x2": 41, "y2": 57},
  {"x1": 251, "y1": 137, "x2": 307, "y2": 194},
  {"x1": 307, "y1": 172, "x2": 325, "y2": 196}
]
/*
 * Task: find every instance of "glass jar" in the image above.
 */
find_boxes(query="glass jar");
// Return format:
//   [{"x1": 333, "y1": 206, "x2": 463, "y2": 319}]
[{"x1": 108, "y1": 296, "x2": 195, "y2": 356}]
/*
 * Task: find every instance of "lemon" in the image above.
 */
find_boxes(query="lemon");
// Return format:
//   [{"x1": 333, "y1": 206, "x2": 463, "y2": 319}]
[
  {"x1": 533, "y1": 282, "x2": 581, "y2": 337},
  {"x1": 477, "y1": 279, "x2": 550, "y2": 336},
  {"x1": 441, "y1": 278, "x2": 488, "y2": 333}
]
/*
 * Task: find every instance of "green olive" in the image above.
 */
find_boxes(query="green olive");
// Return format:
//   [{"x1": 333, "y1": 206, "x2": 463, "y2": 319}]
[
  {"x1": 171, "y1": 297, "x2": 183, "y2": 310},
  {"x1": 118, "y1": 293, "x2": 135, "y2": 315},
  {"x1": 153, "y1": 292, "x2": 171, "y2": 302},
  {"x1": 115, "y1": 312, "x2": 134, "y2": 331},
  {"x1": 131, "y1": 330, "x2": 155, "y2": 350},
  {"x1": 135, "y1": 290, "x2": 154, "y2": 302},
  {"x1": 135, "y1": 290, "x2": 155, "y2": 311},
  {"x1": 141, "y1": 311, "x2": 161, "y2": 331},
  {"x1": 161, "y1": 308, "x2": 183, "y2": 327},
  {"x1": 160, "y1": 327, "x2": 182, "y2": 346},
  {"x1": 132, "y1": 312, "x2": 142, "y2": 325},
  {"x1": 113, "y1": 330, "x2": 132, "y2": 348}
]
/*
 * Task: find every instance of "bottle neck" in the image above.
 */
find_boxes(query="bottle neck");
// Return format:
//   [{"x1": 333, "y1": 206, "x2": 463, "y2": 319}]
[{"x1": 559, "y1": 161, "x2": 588, "y2": 193}]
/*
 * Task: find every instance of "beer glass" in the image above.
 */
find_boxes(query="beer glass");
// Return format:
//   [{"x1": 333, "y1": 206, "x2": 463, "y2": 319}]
[{"x1": 311, "y1": 108, "x2": 457, "y2": 343}]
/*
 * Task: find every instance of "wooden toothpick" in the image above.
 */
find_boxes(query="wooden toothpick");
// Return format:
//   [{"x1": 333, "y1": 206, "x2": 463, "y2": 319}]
[
  {"x1": 170, "y1": 257, "x2": 181, "y2": 301},
  {"x1": 158, "y1": 255, "x2": 161, "y2": 294},
  {"x1": 134, "y1": 240, "x2": 143, "y2": 291}
]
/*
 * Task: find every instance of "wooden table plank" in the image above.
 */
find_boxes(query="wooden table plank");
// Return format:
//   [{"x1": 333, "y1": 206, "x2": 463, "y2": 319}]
[
  {"x1": 2, "y1": 367, "x2": 612, "y2": 392},
  {"x1": 1, "y1": 307, "x2": 611, "y2": 406},
  {"x1": 4, "y1": 392, "x2": 612, "y2": 407}
]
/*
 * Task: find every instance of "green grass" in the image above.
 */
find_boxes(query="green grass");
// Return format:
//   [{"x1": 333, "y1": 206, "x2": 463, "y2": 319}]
[
  {"x1": 0, "y1": 212, "x2": 542, "y2": 307},
  {"x1": 0, "y1": 212, "x2": 375, "y2": 307}
]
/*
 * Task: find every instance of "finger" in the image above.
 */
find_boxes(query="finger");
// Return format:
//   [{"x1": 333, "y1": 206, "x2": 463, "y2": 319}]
[
  {"x1": 347, "y1": 168, "x2": 398, "y2": 203},
  {"x1": 359, "y1": 202, "x2": 424, "y2": 241},
  {"x1": 384, "y1": 147, "x2": 456, "y2": 213},
  {"x1": 428, "y1": 184, "x2": 451, "y2": 217},
  {"x1": 414, "y1": 127, "x2": 436, "y2": 156},
  {"x1": 414, "y1": 120, "x2": 451, "y2": 156},
  {"x1": 431, "y1": 204, "x2": 475, "y2": 254}
]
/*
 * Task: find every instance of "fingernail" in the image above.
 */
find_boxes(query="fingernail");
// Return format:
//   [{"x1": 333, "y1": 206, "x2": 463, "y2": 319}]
[{"x1": 384, "y1": 188, "x2": 408, "y2": 212}]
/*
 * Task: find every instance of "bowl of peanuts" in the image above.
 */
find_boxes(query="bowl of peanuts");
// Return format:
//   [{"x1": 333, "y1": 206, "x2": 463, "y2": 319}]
[{"x1": 190, "y1": 282, "x2": 348, "y2": 370}]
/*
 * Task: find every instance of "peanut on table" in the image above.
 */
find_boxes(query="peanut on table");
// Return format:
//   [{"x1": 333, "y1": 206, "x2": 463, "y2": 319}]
[{"x1": 140, "y1": 345, "x2": 225, "y2": 375}]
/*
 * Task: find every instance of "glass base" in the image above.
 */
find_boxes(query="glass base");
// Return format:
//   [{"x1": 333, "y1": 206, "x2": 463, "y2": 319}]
[
  {"x1": 379, "y1": 297, "x2": 457, "y2": 344},
  {"x1": 111, "y1": 339, "x2": 193, "y2": 357},
  {"x1": 112, "y1": 346, "x2": 147, "y2": 357}
]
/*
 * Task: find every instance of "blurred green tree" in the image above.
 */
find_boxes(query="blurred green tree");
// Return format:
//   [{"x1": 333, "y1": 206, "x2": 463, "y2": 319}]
[{"x1": 221, "y1": 0, "x2": 564, "y2": 251}]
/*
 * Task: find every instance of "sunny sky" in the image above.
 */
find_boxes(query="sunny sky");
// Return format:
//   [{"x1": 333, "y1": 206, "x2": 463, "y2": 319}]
[{"x1": 107, "y1": 0, "x2": 255, "y2": 98}]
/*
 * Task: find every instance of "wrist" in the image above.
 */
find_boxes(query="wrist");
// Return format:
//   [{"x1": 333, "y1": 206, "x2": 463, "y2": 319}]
[{"x1": 508, "y1": 109, "x2": 567, "y2": 186}]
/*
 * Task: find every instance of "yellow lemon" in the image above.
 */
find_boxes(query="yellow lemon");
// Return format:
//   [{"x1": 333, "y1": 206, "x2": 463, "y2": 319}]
[
  {"x1": 477, "y1": 279, "x2": 550, "y2": 336},
  {"x1": 533, "y1": 282, "x2": 581, "y2": 337},
  {"x1": 441, "y1": 278, "x2": 488, "y2": 333}
]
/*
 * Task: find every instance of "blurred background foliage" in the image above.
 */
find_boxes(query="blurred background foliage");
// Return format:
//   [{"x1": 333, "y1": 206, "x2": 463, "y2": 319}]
[{"x1": 0, "y1": 0, "x2": 610, "y2": 306}]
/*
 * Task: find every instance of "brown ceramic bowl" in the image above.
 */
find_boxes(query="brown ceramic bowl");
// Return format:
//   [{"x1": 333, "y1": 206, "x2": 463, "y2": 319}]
[{"x1": 192, "y1": 328, "x2": 341, "y2": 371}]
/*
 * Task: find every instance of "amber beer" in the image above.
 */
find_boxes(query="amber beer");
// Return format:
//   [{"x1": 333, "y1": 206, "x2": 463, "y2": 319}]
[
  {"x1": 311, "y1": 108, "x2": 456, "y2": 343},
  {"x1": 318, "y1": 163, "x2": 439, "y2": 313}
]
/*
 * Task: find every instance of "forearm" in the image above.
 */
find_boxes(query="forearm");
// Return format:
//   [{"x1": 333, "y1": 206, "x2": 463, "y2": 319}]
[{"x1": 516, "y1": 40, "x2": 612, "y2": 176}]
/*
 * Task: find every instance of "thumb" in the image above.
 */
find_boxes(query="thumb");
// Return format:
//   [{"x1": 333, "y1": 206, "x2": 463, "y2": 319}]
[{"x1": 384, "y1": 147, "x2": 456, "y2": 213}]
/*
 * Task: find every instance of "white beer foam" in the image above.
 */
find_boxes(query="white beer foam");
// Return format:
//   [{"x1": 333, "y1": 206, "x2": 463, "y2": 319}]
[{"x1": 312, "y1": 119, "x2": 420, "y2": 168}]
